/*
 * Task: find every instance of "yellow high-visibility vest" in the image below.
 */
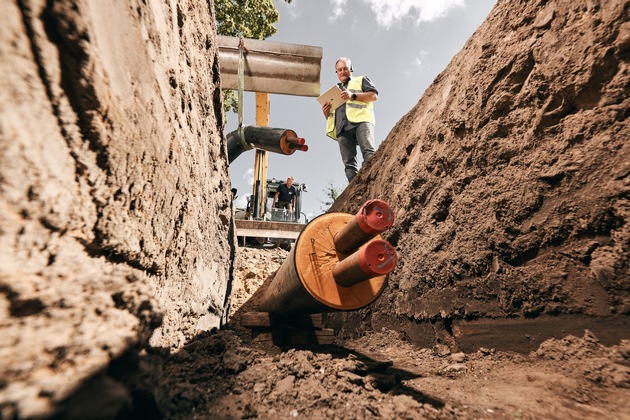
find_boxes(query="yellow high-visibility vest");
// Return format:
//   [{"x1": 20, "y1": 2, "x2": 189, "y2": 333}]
[{"x1": 326, "y1": 76, "x2": 375, "y2": 140}]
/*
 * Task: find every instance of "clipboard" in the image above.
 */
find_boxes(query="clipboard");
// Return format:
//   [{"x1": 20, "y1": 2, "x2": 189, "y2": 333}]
[{"x1": 316, "y1": 85, "x2": 347, "y2": 111}]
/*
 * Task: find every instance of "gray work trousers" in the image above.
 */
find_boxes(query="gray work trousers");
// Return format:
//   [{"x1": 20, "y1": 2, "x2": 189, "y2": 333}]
[{"x1": 337, "y1": 122, "x2": 375, "y2": 183}]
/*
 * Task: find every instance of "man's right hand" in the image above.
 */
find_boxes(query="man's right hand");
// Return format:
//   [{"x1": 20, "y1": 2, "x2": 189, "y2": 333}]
[{"x1": 322, "y1": 101, "x2": 332, "y2": 118}]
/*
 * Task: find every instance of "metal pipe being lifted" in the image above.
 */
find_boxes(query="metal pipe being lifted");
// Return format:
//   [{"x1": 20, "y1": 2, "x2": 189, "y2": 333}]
[
  {"x1": 218, "y1": 36, "x2": 323, "y2": 97},
  {"x1": 227, "y1": 125, "x2": 308, "y2": 163},
  {"x1": 258, "y1": 200, "x2": 398, "y2": 315}
]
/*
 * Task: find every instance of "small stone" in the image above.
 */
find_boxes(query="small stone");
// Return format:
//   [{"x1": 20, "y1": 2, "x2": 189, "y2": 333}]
[
  {"x1": 275, "y1": 375, "x2": 295, "y2": 395},
  {"x1": 533, "y1": 8, "x2": 554, "y2": 28},
  {"x1": 434, "y1": 344, "x2": 451, "y2": 356},
  {"x1": 445, "y1": 363, "x2": 468, "y2": 373},
  {"x1": 450, "y1": 352, "x2": 466, "y2": 363}
]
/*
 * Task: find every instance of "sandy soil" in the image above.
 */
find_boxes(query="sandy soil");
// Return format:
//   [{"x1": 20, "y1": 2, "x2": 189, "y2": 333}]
[
  {"x1": 144, "y1": 246, "x2": 630, "y2": 420},
  {"x1": 328, "y1": 0, "x2": 629, "y2": 347}
]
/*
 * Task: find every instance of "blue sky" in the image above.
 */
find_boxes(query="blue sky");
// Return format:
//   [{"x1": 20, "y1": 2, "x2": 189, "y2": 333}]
[{"x1": 227, "y1": 0, "x2": 496, "y2": 220}]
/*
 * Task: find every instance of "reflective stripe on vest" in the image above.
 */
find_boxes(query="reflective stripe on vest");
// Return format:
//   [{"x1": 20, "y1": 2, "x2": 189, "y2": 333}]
[{"x1": 326, "y1": 76, "x2": 375, "y2": 140}]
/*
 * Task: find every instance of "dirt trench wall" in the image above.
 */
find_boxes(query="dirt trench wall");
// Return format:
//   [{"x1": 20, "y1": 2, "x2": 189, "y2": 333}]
[
  {"x1": 0, "y1": 0, "x2": 232, "y2": 417},
  {"x1": 330, "y1": 0, "x2": 630, "y2": 349}
]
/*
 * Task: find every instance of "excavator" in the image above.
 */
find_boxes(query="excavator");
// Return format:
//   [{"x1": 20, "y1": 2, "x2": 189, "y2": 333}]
[
  {"x1": 226, "y1": 124, "x2": 309, "y2": 247},
  {"x1": 218, "y1": 36, "x2": 322, "y2": 245}
]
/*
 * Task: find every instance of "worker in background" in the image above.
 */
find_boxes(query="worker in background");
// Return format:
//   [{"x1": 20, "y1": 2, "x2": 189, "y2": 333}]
[
  {"x1": 273, "y1": 176, "x2": 297, "y2": 211},
  {"x1": 321, "y1": 57, "x2": 378, "y2": 183}
]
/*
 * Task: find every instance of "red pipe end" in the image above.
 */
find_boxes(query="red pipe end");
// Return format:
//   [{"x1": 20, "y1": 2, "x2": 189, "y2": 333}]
[
  {"x1": 355, "y1": 199, "x2": 394, "y2": 235},
  {"x1": 299, "y1": 145, "x2": 309, "y2": 152},
  {"x1": 357, "y1": 240, "x2": 398, "y2": 276}
]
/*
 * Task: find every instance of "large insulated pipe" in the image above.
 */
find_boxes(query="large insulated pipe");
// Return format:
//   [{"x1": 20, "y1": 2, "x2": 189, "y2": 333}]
[
  {"x1": 258, "y1": 201, "x2": 398, "y2": 315},
  {"x1": 227, "y1": 125, "x2": 308, "y2": 163}
]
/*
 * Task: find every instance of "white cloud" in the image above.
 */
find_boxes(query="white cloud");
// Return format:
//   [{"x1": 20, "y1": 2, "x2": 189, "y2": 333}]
[
  {"x1": 413, "y1": 49, "x2": 428, "y2": 68},
  {"x1": 329, "y1": 0, "x2": 348, "y2": 21},
  {"x1": 403, "y1": 49, "x2": 429, "y2": 75},
  {"x1": 242, "y1": 167, "x2": 254, "y2": 186},
  {"x1": 283, "y1": 1, "x2": 301, "y2": 20},
  {"x1": 329, "y1": 0, "x2": 467, "y2": 28}
]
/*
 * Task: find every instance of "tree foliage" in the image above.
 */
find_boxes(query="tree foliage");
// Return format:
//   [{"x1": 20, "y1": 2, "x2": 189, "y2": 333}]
[
  {"x1": 215, "y1": 0, "x2": 293, "y2": 116},
  {"x1": 319, "y1": 180, "x2": 343, "y2": 212},
  {"x1": 215, "y1": 0, "x2": 292, "y2": 39}
]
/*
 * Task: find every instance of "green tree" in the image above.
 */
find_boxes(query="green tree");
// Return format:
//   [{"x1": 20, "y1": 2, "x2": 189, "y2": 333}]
[
  {"x1": 215, "y1": 0, "x2": 292, "y2": 39},
  {"x1": 319, "y1": 180, "x2": 343, "y2": 212},
  {"x1": 215, "y1": 0, "x2": 293, "y2": 115}
]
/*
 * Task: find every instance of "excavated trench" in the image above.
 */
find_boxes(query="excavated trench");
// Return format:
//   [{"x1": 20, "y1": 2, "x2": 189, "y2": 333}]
[{"x1": 2, "y1": 0, "x2": 629, "y2": 418}]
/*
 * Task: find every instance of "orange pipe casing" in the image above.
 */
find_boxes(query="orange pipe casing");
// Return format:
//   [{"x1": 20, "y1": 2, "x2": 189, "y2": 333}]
[
  {"x1": 334, "y1": 199, "x2": 394, "y2": 255},
  {"x1": 332, "y1": 239, "x2": 398, "y2": 287}
]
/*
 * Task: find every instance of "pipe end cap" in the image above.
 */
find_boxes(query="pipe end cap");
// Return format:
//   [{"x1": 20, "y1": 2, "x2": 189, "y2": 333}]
[
  {"x1": 356, "y1": 199, "x2": 394, "y2": 235},
  {"x1": 358, "y1": 239, "x2": 398, "y2": 276}
]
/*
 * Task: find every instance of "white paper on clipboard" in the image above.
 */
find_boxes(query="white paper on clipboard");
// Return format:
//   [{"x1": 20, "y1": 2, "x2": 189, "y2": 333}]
[{"x1": 316, "y1": 85, "x2": 346, "y2": 111}]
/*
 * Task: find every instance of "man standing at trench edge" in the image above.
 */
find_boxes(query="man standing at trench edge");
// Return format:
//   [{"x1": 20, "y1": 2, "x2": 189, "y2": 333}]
[{"x1": 321, "y1": 57, "x2": 378, "y2": 183}]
